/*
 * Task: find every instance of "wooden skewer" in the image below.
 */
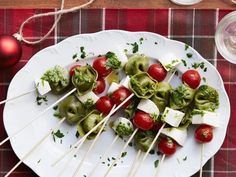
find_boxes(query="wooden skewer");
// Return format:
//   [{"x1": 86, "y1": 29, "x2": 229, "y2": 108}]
[
  {"x1": 154, "y1": 154, "x2": 166, "y2": 177},
  {"x1": 4, "y1": 117, "x2": 66, "y2": 177},
  {"x1": 103, "y1": 128, "x2": 138, "y2": 177},
  {"x1": 52, "y1": 94, "x2": 134, "y2": 167},
  {"x1": 0, "y1": 88, "x2": 76, "y2": 147},
  {"x1": 89, "y1": 134, "x2": 119, "y2": 177},
  {"x1": 199, "y1": 144, "x2": 204, "y2": 177},
  {"x1": 129, "y1": 123, "x2": 166, "y2": 177},
  {"x1": 71, "y1": 106, "x2": 116, "y2": 177},
  {"x1": 0, "y1": 88, "x2": 36, "y2": 105},
  {"x1": 127, "y1": 149, "x2": 141, "y2": 177}
]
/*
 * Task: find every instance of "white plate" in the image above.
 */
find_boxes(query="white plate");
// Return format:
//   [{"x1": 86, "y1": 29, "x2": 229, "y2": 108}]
[
  {"x1": 3, "y1": 30, "x2": 230, "y2": 177},
  {"x1": 170, "y1": 0, "x2": 202, "y2": 5}
]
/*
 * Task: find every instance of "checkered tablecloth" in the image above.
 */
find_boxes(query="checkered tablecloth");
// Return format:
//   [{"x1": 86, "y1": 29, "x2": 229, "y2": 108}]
[{"x1": 0, "y1": 8, "x2": 235, "y2": 177}]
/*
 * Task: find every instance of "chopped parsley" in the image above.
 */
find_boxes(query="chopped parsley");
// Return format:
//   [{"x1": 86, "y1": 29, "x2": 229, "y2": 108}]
[
  {"x1": 121, "y1": 152, "x2": 127, "y2": 158},
  {"x1": 186, "y1": 53, "x2": 193, "y2": 58},
  {"x1": 80, "y1": 46, "x2": 86, "y2": 59},
  {"x1": 155, "y1": 42, "x2": 158, "y2": 45},
  {"x1": 127, "y1": 42, "x2": 139, "y2": 53},
  {"x1": 37, "y1": 159, "x2": 41, "y2": 164},
  {"x1": 183, "y1": 156, "x2": 187, "y2": 161},
  {"x1": 185, "y1": 44, "x2": 189, "y2": 50},
  {"x1": 154, "y1": 160, "x2": 159, "y2": 168},
  {"x1": 128, "y1": 142, "x2": 133, "y2": 147},
  {"x1": 52, "y1": 130, "x2": 64, "y2": 142},
  {"x1": 36, "y1": 95, "x2": 48, "y2": 105},
  {"x1": 139, "y1": 37, "x2": 144, "y2": 44},
  {"x1": 181, "y1": 59, "x2": 187, "y2": 67},
  {"x1": 105, "y1": 51, "x2": 122, "y2": 69},
  {"x1": 72, "y1": 53, "x2": 78, "y2": 59},
  {"x1": 150, "y1": 113, "x2": 159, "y2": 122},
  {"x1": 192, "y1": 62, "x2": 204, "y2": 69},
  {"x1": 149, "y1": 150, "x2": 155, "y2": 155},
  {"x1": 202, "y1": 77, "x2": 206, "y2": 82}
]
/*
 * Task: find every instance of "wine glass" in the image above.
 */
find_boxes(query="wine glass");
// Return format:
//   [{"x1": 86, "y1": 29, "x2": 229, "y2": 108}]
[{"x1": 215, "y1": 11, "x2": 236, "y2": 64}]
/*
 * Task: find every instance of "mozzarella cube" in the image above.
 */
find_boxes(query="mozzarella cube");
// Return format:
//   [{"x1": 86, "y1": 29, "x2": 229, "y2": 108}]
[
  {"x1": 113, "y1": 48, "x2": 128, "y2": 67},
  {"x1": 192, "y1": 111, "x2": 219, "y2": 127},
  {"x1": 35, "y1": 79, "x2": 51, "y2": 96},
  {"x1": 137, "y1": 99, "x2": 160, "y2": 117},
  {"x1": 112, "y1": 117, "x2": 134, "y2": 136},
  {"x1": 78, "y1": 91, "x2": 99, "y2": 104},
  {"x1": 107, "y1": 82, "x2": 120, "y2": 94},
  {"x1": 120, "y1": 76, "x2": 130, "y2": 89},
  {"x1": 158, "y1": 53, "x2": 181, "y2": 71},
  {"x1": 162, "y1": 107, "x2": 185, "y2": 127},
  {"x1": 161, "y1": 127, "x2": 187, "y2": 146}
]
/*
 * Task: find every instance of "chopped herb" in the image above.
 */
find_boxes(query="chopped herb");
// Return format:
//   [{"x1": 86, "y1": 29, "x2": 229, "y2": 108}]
[
  {"x1": 37, "y1": 159, "x2": 41, "y2": 164},
  {"x1": 53, "y1": 105, "x2": 58, "y2": 110},
  {"x1": 192, "y1": 62, "x2": 205, "y2": 69},
  {"x1": 107, "y1": 158, "x2": 110, "y2": 162},
  {"x1": 121, "y1": 152, "x2": 127, "y2": 158},
  {"x1": 149, "y1": 150, "x2": 155, "y2": 155},
  {"x1": 202, "y1": 77, "x2": 206, "y2": 82},
  {"x1": 139, "y1": 37, "x2": 144, "y2": 44},
  {"x1": 75, "y1": 131, "x2": 79, "y2": 138},
  {"x1": 52, "y1": 130, "x2": 64, "y2": 139},
  {"x1": 185, "y1": 44, "x2": 189, "y2": 50},
  {"x1": 60, "y1": 139, "x2": 63, "y2": 144},
  {"x1": 53, "y1": 111, "x2": 62, "y2": 118},
  {"x1": 72, "y1": 53, "x2": 78, "y2": 59},
  {"x1": 181, "y1": 59, "x2": 187, "y2": 67},
  {"x1": 107, "y1": 164, "x2": 110, "y2": 167},
  {"x1": 124, "y1": 49, "x2": 128, "y2": 54},
  {"x1": 204, "y1": 67, "x2": 207, "y2": 72},
  {"x1": 154, "y1": 160, "x2": 159, "y2": 168},
  {"x1": 156, "y1": 151, "x2": 161, "y2": 156},
  {"x1": 36, "y1": 95, "x2": 48, "y2": 105},
  {"x1": 128, "y1": 142, "x2": 133, "y2": 147},
  {"x1": 175, "y1": 71, "x2": 179, "y2": 76},
  {"x1": 127, "y1": 42, "x2": 139, "y2": 53},
  {"x1": 102, "y1": 162, "x2": 105, "y2": 164},
  {"x1": 183, "y1": 156, "x2": 187, "y2": 161},
  {"x1": 52, "y1": 134, "x2": 56, "y2": 142},
  {"x1": 186, "y1": 53, "x2": 193, "y2": 58},
  {"x1": 112, "y1": 157, "x2": 116, "y2": 160},
  {"x1": 74, "y1": 154, "x2": 77, "y2": 158},
  {"x1": 83, "y1": 175, "x2": 87, "y2": 177},
  {"x1": 80, "y1": 46, "x2": 86, "y2": 59},
  {"x1": 105, "y1": 51, "x2": 121, "y2": 69},
  {"x1": 114, "y1": 163, "x2": 117, "y2": 166},
  {"x1": 154, "y1": 42, "x2": 158, "y2": 45}
]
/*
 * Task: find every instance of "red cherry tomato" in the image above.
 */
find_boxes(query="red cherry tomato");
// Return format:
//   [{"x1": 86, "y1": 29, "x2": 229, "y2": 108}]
[
  {"x1": 92, "y1": 56, "x2": 112, "y2": 77},
  {"x1": 111, "y1": 87, "x2": 132, "y2": 108},
  {"x1": 195, "y1": 124, "x2": 213, "y2": 143},
  {"x1": 96, "y1": 96, "x2": 114, "y2": 115},
  {"x1": 93, "y1": 78, "x2": 106, "y2": 95},
  {"x1": 182, "y1": 69, "x2": 201, "y2": 89},
  {"x1": 148, "y1": 63, "x2": 167, "y2": 82},
  {"x1": 69, "y1": 64, "x2": 81, "y2": 76},
  {"x1": 133, "y1": 111, "x2": 154, "y2": 130},
  {"x1": 158, "y1": 137, "x2": 177, "y2": 156}
]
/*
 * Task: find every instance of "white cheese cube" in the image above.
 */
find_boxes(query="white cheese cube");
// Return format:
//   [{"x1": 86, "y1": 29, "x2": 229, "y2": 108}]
[
  {"x1": 161, "y1": 127, "x2": 187, "y2": 146},
  {"x1": 137, "y1": 99, "x2": 160, "y2": 117},
  {"x1": 113, "y1": 48, "x2": 128, "y2": 67},
  {"x1": 158, "y1": 53, "x2": 181, "y2": 71},
  {"x1": 162, "y1": 107, "x2": 185, "y2": 127},
  {"x1": 192, "y1": 111, "x2": 219, "y2": 127},
  {"x1": 78, "y1": 91, "x2": 99, "y2": 104},
  {"x1": 112, "y1": 117, "x2": 134, "y2": 136},
  {"x1": 120, "y1": 76, "x2": 130, "y2": 89},
  {"x1": 107, "y1": 82, "x2": 120, "y2": 94},
  {"x1": 35, "y1": 79, "x2": 51, "y2": 96}
]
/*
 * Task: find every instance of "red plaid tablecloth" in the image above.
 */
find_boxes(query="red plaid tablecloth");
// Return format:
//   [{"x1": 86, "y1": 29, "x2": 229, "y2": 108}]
[{"x1": 0, "y1": 8, "x2": 235, "y2": 177}]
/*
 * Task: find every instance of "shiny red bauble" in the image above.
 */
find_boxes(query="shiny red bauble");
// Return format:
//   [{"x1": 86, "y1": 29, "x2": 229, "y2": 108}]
[{"x1": 0, "y1": 35, "x2": 22, "y2": 68}]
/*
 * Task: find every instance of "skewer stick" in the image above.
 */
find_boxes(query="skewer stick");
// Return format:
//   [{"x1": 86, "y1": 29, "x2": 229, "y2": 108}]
[
  {"x1": 52, "y1": 93, "x2": 134, "y2": 166},
  {"x1": 129, "y1": 123, "x2": 166, "y2": 177},
  {"x1": 0, "y1": 88, "x2": 36, "y2": 105},
  {"x1": 0, "y1": 88, "x2": 76, "y2": 147},
  {"x1": 154, "y1": 154, "x2": 166, "y2": 177},
  {"x1": 127, "y1": 150, "x2": 141, "y2": 177},
  {"x1": 89, "y1": 134, "x2": 119, "y2": 177},
  {"x1": 199, "y1": 144, "x2": 204, "y2": 177},
  {"x1": 4, "y1": 117, "x2": 66, "y2": 177},
  {"x1": 104, "y1": 128, "x2": 138, "y2": 177},
  {"x1": 71, "y1": 106, "x2": 116, "y2": 177}
]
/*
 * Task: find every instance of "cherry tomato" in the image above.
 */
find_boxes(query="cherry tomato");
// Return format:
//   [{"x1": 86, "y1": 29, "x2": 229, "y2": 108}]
[
  {"x1": 93, "y1": 78, "x2": 106, "y2": 95},
  {"x1": 148, "y1": 63, "x2": 167, "y2": 82},
  {"x1": 158, "y1": 137, "x2": 177, "y2": 156},
  {"x1": 182, "y1": 69, "x2": 201, "y2": 89},
  {"x1": 111, "y1": 87, "x2": 132, "y2": 108},
  {"x1": 96, "y1": 96, "x2": 114, "y2": 115},
  {"x1": 151, "y1": 121, "x2": 163, "y2": 132},
  {"x1": 69, "y1": 64, "x2": 81, "y2": 76},
  {"x1": 195, "y1": 124, "x2": 213, "y2": 143},
  {"x1": 133, "y1": 111, "x2": 154, "y2": 130},
  {"x1": 92, "y1": 56, "x2": 112, "y2": 77}
]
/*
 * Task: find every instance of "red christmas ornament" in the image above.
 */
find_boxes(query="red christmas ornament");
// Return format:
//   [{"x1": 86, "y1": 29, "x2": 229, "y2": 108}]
[{"x1": 0, "y1": 35, "x2": 22, "y2": 68}]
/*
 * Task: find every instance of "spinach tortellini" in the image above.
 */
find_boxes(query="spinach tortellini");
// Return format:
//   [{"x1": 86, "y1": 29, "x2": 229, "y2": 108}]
[
  {"x1": 76, "y1": 110, "x2": 104, "y2": 140},
  {"x1": 170, "y1": 84, "x2": 195, "y2": 110},
  {"x1": 194, "y1": 85, "x2": 219, "y2": 111},
  {"x1": 129, "y1": 73, "x2": 156, "y2": 99},
  {"x1": 41, "y1": 65, "x2": 71, "y2": 95},
  {"x1": 72, "y1": 65, "x2": 98, "y2": 96},
  {"x1": 151, "y1": 82, "x2": 172, "y2": 113},
  {"x1": 58, "y1": 95, "x2": 85, "y2": 124},
  {"x1": 124, "y1": 96, "x2": 140, "y2": 119},
  {"x1": 134, "y1": 130, "x2": 155, "y2": 152},
  {"x1": 124, "y1": 54, "x2": 149, "y2": 76}
]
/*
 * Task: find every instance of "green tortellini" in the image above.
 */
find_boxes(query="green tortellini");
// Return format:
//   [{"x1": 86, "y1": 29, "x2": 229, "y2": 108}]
[
  {"x1": 72, "y1": 65, "x2": 98, "y2": 96},
  {"x1": 58, "y1": 95, "x2": 85, "y2": 124},
  {"x1": 129, "y1": 72, "x2": 156, "y2": 99},
  {"x1": 194, "y1": 85, "x2": 219, "y2": 111},
  {"x1": 124, "y1": 54, "x2": 149, "y2": 76},
  {"x1": 134, "y1": 130, "x2": 155, "y2": 152},
  {"x1": 76, "y1": 110, "x2": 104, "y2": 140},
  {"x1": 151, "y1": 82, "x2": 172, "y2": 113},
  {"x1": 170, "y1": 84, "x2": 195, "y2": 110},
  {"x1": 41, "y1": 65, "x2": 71, "y2": 95},
  {"x1": 124, "y1": 96, "x2": 140, "y2": 119}
]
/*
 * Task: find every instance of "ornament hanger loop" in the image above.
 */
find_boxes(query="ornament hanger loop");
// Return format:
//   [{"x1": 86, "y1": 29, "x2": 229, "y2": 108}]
[{"x1": 16, "y1": 0, "x2": 95, "y2": 45}]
